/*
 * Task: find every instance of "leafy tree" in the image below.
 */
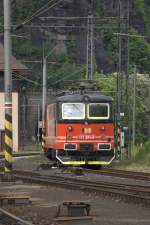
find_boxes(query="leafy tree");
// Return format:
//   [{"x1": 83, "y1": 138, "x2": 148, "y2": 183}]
[
  {"x1": 129, "y1": 29, "x2": 150, "y2": 73},
  {"x1": 95, "y1": 71, "x2": 149, "y2": 143}
]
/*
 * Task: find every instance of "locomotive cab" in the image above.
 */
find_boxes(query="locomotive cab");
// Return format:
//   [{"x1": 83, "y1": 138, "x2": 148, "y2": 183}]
[{"x1": 44, "y1": 92, "x2": 115, "y2": 166}]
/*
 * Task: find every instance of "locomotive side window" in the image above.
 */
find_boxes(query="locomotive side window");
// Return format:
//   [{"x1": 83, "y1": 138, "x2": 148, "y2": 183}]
[
  {"x1": 87, "y1": 103, "x2": 110, "y2": 119},
  {"x1": 62, "y1": 103, "x2": 85, "y2": 119}
]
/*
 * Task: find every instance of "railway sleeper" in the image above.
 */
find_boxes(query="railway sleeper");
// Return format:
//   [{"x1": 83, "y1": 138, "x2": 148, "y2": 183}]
[{"x1": 0, "y1": 196, "x2": 31, "y2": 206}]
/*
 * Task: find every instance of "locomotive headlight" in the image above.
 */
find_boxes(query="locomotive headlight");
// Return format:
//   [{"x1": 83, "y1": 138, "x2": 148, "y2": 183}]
[{"x1": 67, "y1": 126, "x2": 73, "y2": 131}]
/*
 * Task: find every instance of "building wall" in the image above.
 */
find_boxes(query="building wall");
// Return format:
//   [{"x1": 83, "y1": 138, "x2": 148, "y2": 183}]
[
  {"x1": 23, "y1": 91, "x2": 54, "y2": 146},
  {"x1": 0, "y1": 92, "x2": 18, "y2": 152},
  {"x1": 0, "y1": 75, "x2": 21, "y2": 92}
]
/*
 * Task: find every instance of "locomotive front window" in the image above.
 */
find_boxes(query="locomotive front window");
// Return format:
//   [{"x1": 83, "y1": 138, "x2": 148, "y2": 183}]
[
  {"x1": 62, "y1": 103, "x2": 85, "y2": 119},
  {"x1": 87, "y1": 103, "x2": 110, "y2": 119}
]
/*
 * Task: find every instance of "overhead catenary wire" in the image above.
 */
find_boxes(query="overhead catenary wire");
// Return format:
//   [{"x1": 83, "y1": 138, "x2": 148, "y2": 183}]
[
  {"x1": 20, "y1": 60, "x2": 60, "y2": 65},
  {"x1": 12, "y1": 65, "x2": 84, "y2": 87},
  {"x1": 0, "y1": 23, "x2": 123, "y2": 31},
  {"x1": 39, "y1": 16, "x2": 124, "y2": 20},
  {"x1": 48, "y1": 63, "x2": 83, "y2": 80},
  {"x1": 0, "y1": 22, "x2": 126, "y2": 29},
  {"x1": 51, "y1": 66, "x2": 86, "y2": 86},
  {"x1": 0, "y1": 24, "x2": 118, "y2": 32},
  {"x1": 14, "y1": 0, "x2": 63, "y2": 30},
  {"x1": 11, "y1": 34, "x2": 30, "y2": 39},
  {"x1": 12, "y1": 73, "x2": 42, "y2": 87},
  {"x1": 22, "y1": 0, "x2": 57, "y2": 24},
  {"x1": 114, "y1": 32, "x2": 148, "y2": 39}
]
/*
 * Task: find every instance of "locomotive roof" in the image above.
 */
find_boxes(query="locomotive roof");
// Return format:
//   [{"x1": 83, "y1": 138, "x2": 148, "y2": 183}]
[{"x1": 57, "y1": 92, "x2": 113, "y2": 102}]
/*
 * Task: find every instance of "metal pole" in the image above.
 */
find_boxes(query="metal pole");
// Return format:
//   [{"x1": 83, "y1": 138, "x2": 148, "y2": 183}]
[
  {"x1": 90, "y1": 14, "x2": 94, "y2": 80},
  {"x1": 148, "y1": 78, "x2": 150, "y2": 140},
  {"x1": 42, "y1": 57, "x2": 47, "y2": 151},
  {"x1": 132, "y1": 66, "x2": 136, "y2": 149},
  {"x1": 116, "y1": 0, "x2": 122, "y2": 158},
  {"x1": 42, "y1": 45, "x2": 57, "y2": 150},
  {"x1": 42, "y1": 45, "x2": 57, "y2": 122},
  {"x1": 4, "y1": 0, "x2": 13, "y2": 174},
  {"x1": 126, "y1": 0, "x2": 131, "y2": 159},
  {"x1": 86, "y1": 14, "x2": 94, "y2": 80},
  {"x1": 118, "y1": 0, "x2": 121, "y2": 122},
  {"x1": 37, "y1": 104, "x2": 40, "y2": 143},
  {"x1": 42, "y1": 57, "x2": 47, "y2": 122},
  {"x1": 86, "y1": 15, "x2": 90, "y2": 80},
  {"x1": 126, "y1": 0, "x2": 130, "y2": 105}
]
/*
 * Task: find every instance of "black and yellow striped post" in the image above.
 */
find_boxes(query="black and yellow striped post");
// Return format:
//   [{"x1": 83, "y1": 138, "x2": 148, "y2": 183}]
[
  {"x1": 4, "y1": 106, "x2": 13, "y2": 173},
  {"x1": 117, "y1": 124, "x2": 121, "y2": 158},
  {"x1": 4, "y1": 0, "x2": 13, "y2": 177}
]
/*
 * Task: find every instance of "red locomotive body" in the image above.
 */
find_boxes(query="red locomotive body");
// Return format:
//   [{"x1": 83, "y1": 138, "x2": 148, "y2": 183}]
[{"x1": 44, "y1": 92, "x2": 115, "y2": 165}]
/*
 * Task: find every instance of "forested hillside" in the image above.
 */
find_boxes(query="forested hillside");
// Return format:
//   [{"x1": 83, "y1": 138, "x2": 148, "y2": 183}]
[
  {"x1": 0, "y1": 0, "x2": 150, "y2": 89},
  {"x1": 0, "y1": 0, "x2": 150, "y2": 142},
  {"x1": 1, "y1": 0, "x2": 150, "y2": 78}
]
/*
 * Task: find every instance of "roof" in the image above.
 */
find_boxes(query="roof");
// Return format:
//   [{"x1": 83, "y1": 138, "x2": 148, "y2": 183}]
[
  {"x1": 57, "y1": 92, "x2": 113, "y2": 102},
  {"x1": 0, "y1": 43, "x2": 30, "y2": 75}
]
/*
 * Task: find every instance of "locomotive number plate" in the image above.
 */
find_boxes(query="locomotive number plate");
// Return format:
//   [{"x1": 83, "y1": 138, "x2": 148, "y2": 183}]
[{"x1": 78, "y1": 135, "x2": 95, "y2": 140}]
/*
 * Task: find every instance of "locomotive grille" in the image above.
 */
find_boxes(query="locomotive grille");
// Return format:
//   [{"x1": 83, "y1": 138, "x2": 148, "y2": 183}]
[{"x1": 80, "y1": 144, "x2": 93, "y2": 152}]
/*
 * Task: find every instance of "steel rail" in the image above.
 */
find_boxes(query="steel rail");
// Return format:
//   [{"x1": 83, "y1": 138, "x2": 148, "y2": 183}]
[
  {"x1": 13, "y1": 170, "x2": 150, "y2": 195},
  {"x1": 0, "y1": 207, "x2": 33, "y2": 225},
  {"x1": 82, "y1": 168, "x2": 150, "y2": 181},
  {"x1": 13, "y1": 170, "x2": 150, "y2": 206},
  {"x1": 0, "y1": 152, "x2": 42, "y2": 159}
]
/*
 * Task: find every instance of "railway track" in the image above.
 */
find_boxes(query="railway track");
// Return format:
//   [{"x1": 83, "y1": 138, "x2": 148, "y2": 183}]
[
  {"x1": 13, "y1": 170, "x2": 150, "y2": 206},
  {"x1": 82, "y1": 168, "x2": 150, "y2": 181},
  {"x1": 0, "y1": 152, "x2": 42, "y2": 159},
  {"x1": 0, "y1": 207, "x2": 33, "y2": 225},
  {"x1": 0, "y1": 153, "x2": 42, "y2": 172}
]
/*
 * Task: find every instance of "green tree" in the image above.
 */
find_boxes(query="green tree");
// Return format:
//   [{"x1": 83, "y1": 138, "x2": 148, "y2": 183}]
[{"x1": 129, "y1": 29, "x2": 150, "y2": 73}]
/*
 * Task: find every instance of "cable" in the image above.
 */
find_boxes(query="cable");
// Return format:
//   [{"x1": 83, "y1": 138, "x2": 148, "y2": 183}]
[
  {"x1": 12, "y1": 73, "x2": 42, "y2": 87},
  {"x1": 34, "y1": 0, "x2": 63, "y2": 19},
  {"x1": 39, "y1": 16, "x2": 120, "y2": 20},
  {"x1": 44, "y1": 45, "x2": 58, "y2": 59},
  {"x1": 20, "y1": 60, "x2": 59, "y2": 65},
  {"x1": 11, "y1": 24, "x2": 118, "y2": 31},
  {"x1": 0, "y1": 23, "x2": 121, "y2": 30},
  {"x1": 18, "y1": 25, "x2": 87, "y2": 29},
  {"x1": 114, "y1": 33, "x2": 147, "y2": 38},
  {"x1": 51, "y1": 66, "x2": 86, "y2": 86},
  {"x1": 48, "y1": 63, "x2": 77, "y2": 80},
  {"x1": 15, "y1": 0, "x2": 63, "y2": 30},
  {"x1": 11, "y1": 34, "x2": 30, "y2": 39},
  {"x1": 23, "y1": 0, "x2": 56, "y2": 24}
]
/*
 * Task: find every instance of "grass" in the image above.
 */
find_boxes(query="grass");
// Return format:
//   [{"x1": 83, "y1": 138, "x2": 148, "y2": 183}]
[
  {"x1": 112, "y1": 142, "x2": 150, "y2": 172},
  {"x1": 28, "y1": 155, "x2": 50, "y2": 163},
  {"x1": 18, "y1": 142, "x2": 150, "y2": 172},
  {"x1": 20, "y1": 144, "x2": 43, "y2": 152}
]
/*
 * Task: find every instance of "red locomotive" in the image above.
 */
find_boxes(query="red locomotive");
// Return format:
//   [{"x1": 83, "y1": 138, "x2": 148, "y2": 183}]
[{"x1": 44, "y1": 91, "x2": 115, "y2": 166}]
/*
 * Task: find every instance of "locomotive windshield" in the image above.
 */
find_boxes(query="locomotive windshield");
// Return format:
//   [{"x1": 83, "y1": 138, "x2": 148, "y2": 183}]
[
  {"x1": 62, "y1": 103, "x2": 85, "y2": 119},
  {"x1": 87, "y1": 103, "x2": 110, "y2": 119}
]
